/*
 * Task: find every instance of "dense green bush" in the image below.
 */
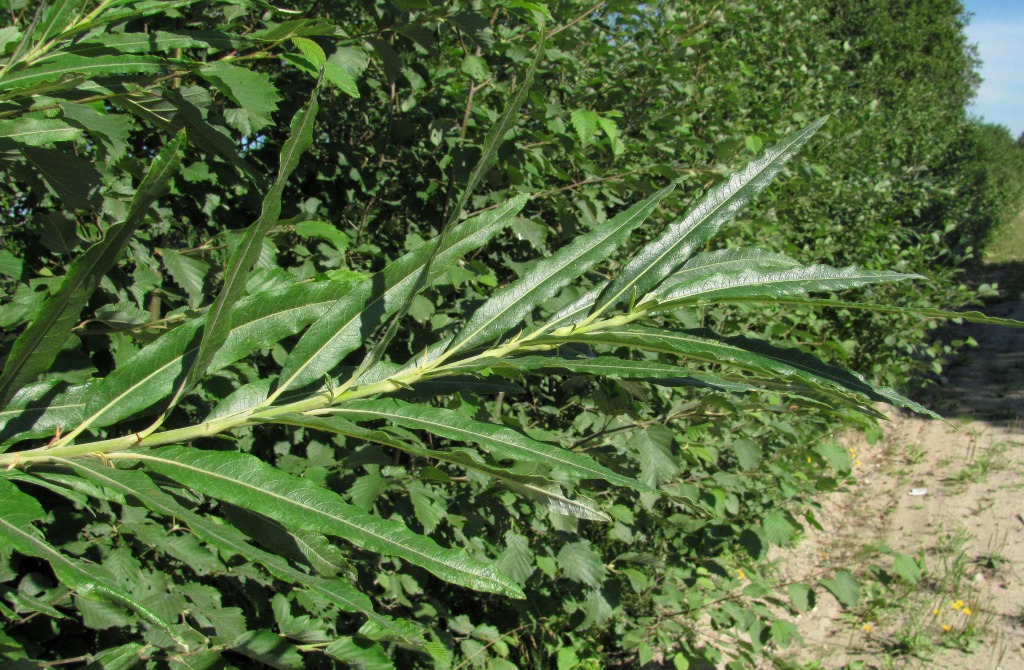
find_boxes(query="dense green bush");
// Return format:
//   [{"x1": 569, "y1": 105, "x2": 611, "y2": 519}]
[{"x1": 2, "y1": 1, "x2": 1022, "y2": 668}]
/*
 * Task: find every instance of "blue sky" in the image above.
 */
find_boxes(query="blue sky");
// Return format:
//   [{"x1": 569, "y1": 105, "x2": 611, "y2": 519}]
[{"x1": 962, "y1": 0, "x2": 1024, "y2": 137}]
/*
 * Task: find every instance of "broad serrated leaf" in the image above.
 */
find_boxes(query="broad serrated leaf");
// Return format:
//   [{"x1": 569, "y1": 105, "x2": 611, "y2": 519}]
[
  {"x1": 762, "y1": 510, "x2": 796, "y2": 545},
  {"x1": 495, "y1": 531, "x2": 534, "y2": 586},
  {"x1": 892, "y1": 553, "x2": 921, "y2": 584},
  {"x1": 593, "y1": 116, "x2": 829, "y2": 317},
  {"x1": 0, "y1": 117, "x2": 81, "y2": 146},
  {"x1": 556, "y1": 540, "x2": 605, "y2": 588},
  {"x1": 131, "y1": 446, "x2": 523, "y2": 598},
  {"x1": 820, "y1": 570, "x2": 860, "y2": 608},
  {"x1": 291, "y1": 36, "x2": 326, "y2": 65},
  {"x1": 570, "y1": 109, "x2": 599, "y2": 145},
  {"x1": 0, "y1": 135, "x2": 183, "y2": 408},
  {"x1": 331, "y1": 398, "x2": 652, "y2": 492},
  {"x1": 0, "y1": 480, "x2": 187, "y2": 648},
  {"x1": 445, "y1": 183, "x2": 676, "y2": 356},
  {"x1": 21, "y1": 145, "x2": 102, "y2": 209},
  {"x1": 278, "y1": 196, "x2": 526, "y2": 394},
  {"x1": 60, "y1": 102, "x2": 131, "y2": 161},
  {"x1": 161, "y1": 248, "x2": 208, "y2": 308},
  {"x1": 325, "y1": 637, "x2": 395, "y2": 670},
  {"x1": 231, "y1": 630, "x2": 304, "y2": 670},
  {"x1": 323, "y1": 61, "x2": 359, "y2": 96},
  {"x1": 199, "y1": 61, "x2": 281, "y2": 133},
  {"x1": 168, "y1": 81, "x2": 321, "y2": 411}
]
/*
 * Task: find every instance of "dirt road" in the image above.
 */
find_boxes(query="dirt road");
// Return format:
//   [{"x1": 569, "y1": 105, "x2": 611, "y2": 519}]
[{"x1": 776, "y1": 263, "x2": 1024, "y2": 669}]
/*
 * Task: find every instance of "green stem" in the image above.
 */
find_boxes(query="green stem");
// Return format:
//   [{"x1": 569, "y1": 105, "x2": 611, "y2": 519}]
[{"x1": 0, "y1": 307, "x2": 653, "y2": 469}]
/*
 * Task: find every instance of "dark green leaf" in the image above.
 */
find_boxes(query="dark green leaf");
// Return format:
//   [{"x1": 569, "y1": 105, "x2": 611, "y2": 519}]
[
  {"x1": 445, "y1": 183, "x2": 676, "y2": 356},
  {"x1": 134, "y1": 446, "x2": 523, "y2": 598},
  {"x1": 169, "y1": 80, "x2": 321, "y2": 411},
  {"x1": 0, "y1": 135, "x2": 183, "y2": 408},
  {"x1": 278, "y1": 196, "x2": 526, "y2": 394},
  {"x1": 332, "y1": 398, "x2": 652, "y2": 492}
]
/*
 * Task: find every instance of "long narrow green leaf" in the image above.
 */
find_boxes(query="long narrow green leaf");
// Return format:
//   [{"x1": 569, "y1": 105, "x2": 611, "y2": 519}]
[
  {"x1": 133, "y1": 446, "x2": 523, "y2": 598},
  {"x1": 276, "y1": 413, "x2": 612, "y2": 521},
  {"x1": 662, "y1": 248, "x2": 804, "y2": 281},
  {"x1": 73, "y1": 30, "x2": 252, "y2": 54},
  {"x1": 277, "y1": 196, "x2": 527, "y2": 395},
  {"x1": 450, "y1": 38, "x2": 543, "y2": 224},
  {"x1": 538, "y1": 325, "x2": 939, "y2": 418},
  {"x1": 331, "y1": 399, "x2": 654, "y2": 492},
  {"x1": 502, "y1": 480, "x2": 610, "y2": 522},
  {"x1": 592, "y1": 116, "x2": 829, "y2": 316},
  {"x1": 715, "y1": 296, "x2": 1024, "y2": 328},
  {"x1": 442, "y1": 355, "x2": 863, "y2": 413},
  {"x1": 445, "y1": 183, "x2": 677, "y2": 357},
  {"x1": 0, "y1": 117, "x2": 82, "y2": 146},
  {"x1": 80, "y1": 279, "x2": 359, "y2": 429},
  {"x1": 167, "y1": 78, "x2": 322, "y2": 412},
  {"x1": 0, "y1": 135, "x2": 183, "y2": 408},
  {"x1": 0, "y1": 380, "x2": 88, "y2": 449},
  {"x1": 652, "y1": 265, "x2": 918, "y2": 307},
  {"x1": 57, "y1": 460, "x2": 419, "y2": 644},
  {"x1": 0, "y1": 479, "x2": 187, "y2": 648},
  {"x1": 350, "y1": 40, "x2": 544, "y2": 384},
  {"x1": 34, "y1": 0, "x2": 85, "y2": 42},
  {"x1": 0, "y1": 55, "x2": 171, "y2": 94}
]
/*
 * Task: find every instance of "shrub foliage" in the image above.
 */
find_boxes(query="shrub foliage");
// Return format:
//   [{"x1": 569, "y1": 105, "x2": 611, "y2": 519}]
[{"x1": 1, "y1": 1, "x2": 1023, "y2": 668}]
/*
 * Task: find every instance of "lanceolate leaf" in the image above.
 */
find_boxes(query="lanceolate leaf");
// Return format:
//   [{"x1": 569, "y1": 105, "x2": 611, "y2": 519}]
[
  {"x1": 592, "y1": 116, "x2": 829, "y2": 317},
  {"x1": 502, "y1": 480, "x2": 610, "y2": 522},
  {"x1": 353, "y1": 41, "x2": 542, "y2": 386},
  {"x1": 277, "y1": 196, "x2": 527, "y2": 395},
  {"x1": 0, "y1": 117, "x2": 82, "y2": 146},
  {"x1": 0, "y1": 381, "x2": 88, "y2": 448},
  {"x1": 0, "y1": 55, "x2": 172, "y2": 94},
  {"x1": 132, "y1": 446, "x2": 523, "y2": 598},
  {"x1": 331, "y1": 399, "x2": 654, "y2": 492},
  {"x1": 719, "y1": 296, "x2": 1024, "y2": 328},
  {"x1": 652, "y1": 265, "x2": 918, "y2": 307},
  {"x1": 168, "y1": 79, "x2": 322, "y2": 412},
  {"x1": 663, "y1": 248, "x2": 804, "y2": 281},
  {"x1": 34, "y1": 0, "x2": 85, "y2": 42},
  {"x1": 80, "y1": 278, "x2": 359, "y2": 429},
  {"x1": 0, "y1": 135, "x2": 183, "y2": 408},
  {"x1": 444, "y1": 183, "x2": 677, "y2": 357},
  {"x1": 58, "y1": 460, "x2": 418, "y2": 643},
  {"x1": 0, "y1": 479, "x2": 187, "y2": 648},
  {"x1": 540, "y1": 325, "x2": 938, "y2": 418}
]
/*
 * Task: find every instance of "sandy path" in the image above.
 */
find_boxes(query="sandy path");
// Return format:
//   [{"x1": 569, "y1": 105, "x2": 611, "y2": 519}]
[{"x1": 773, "y1": 267, "x2": 1024, "y2": 669}]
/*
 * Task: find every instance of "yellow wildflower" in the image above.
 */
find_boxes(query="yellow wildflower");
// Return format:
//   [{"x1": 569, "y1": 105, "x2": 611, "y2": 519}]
[
  {"x1": 932, "y1": 608, "x2": 940, "y2": 616},
  {"x1": 862, "y1": 623, "x2": 872, "y2": 633},
  {"x1": 963, "y1": 607, "x2": 972, "y2": 615},
  {"x1": 942, "y1": 624, "x2": 951, "y2": 632},
  {"x1": 736, "y1": 568, "x2": 746, "y2": 580}
]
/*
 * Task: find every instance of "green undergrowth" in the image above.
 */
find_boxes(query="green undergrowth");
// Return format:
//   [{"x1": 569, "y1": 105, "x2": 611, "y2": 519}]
[{"x1": 1, "y1": 2, "x2": 1024, "y2": 669}]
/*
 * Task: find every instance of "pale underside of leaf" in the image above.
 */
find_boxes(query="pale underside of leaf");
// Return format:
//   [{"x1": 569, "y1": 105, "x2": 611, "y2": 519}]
[{"x1": 592, "y1": 116, "x2": 829, "y2": 317}]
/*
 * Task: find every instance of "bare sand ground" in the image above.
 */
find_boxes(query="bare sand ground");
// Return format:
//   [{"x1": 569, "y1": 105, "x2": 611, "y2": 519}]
[{"x1": 772, "y1": 264, "x2": 1024, "y2": 669}]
